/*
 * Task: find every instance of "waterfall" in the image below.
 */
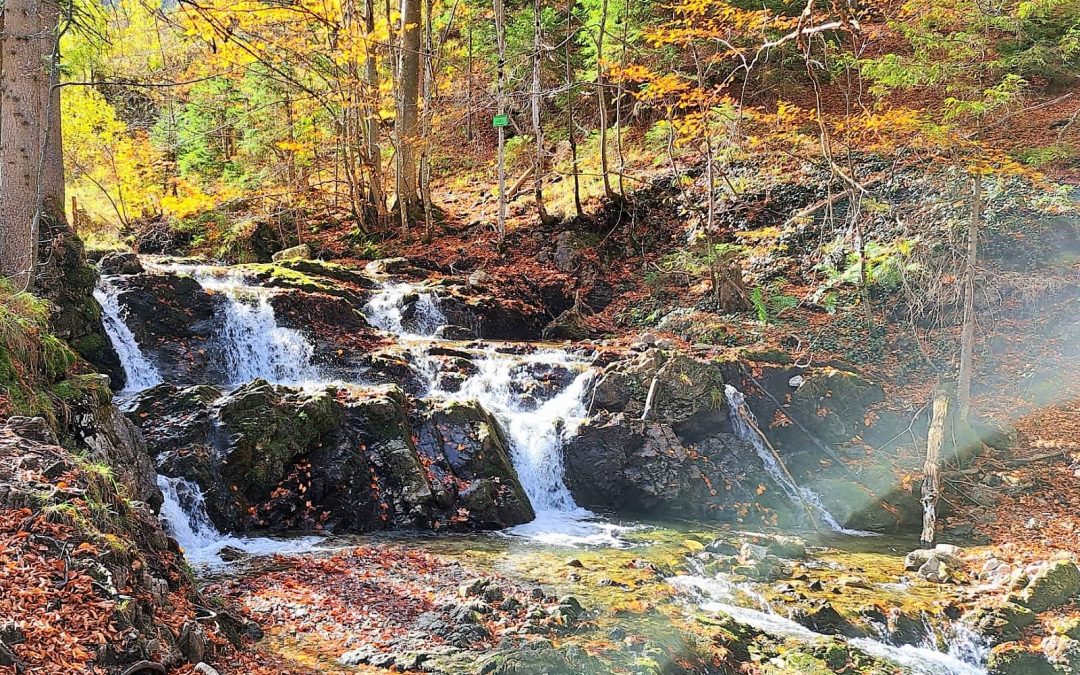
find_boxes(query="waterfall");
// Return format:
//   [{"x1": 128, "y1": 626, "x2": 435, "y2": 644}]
[
  {"x1": 364, "y1": 282, "x2": 446, "y2": 337},
  {"x1": 668, "y1": 572, "x2": 988, "y2": 675},
  {"x1": 157, "y1": 475, "x2": 321, "y2": 566},
  {"x1": 724, "y1": 385, "x2": 874, "y2": 536},
  {"x1": 187, "y1": 268, "x2": 320, "y2": 385},
  {"x1": 94, "y1": 280, "x2": 162, "y2": 392},
  {"x1": 363, "y1": 282, "x2": 628, "y2": 546}
]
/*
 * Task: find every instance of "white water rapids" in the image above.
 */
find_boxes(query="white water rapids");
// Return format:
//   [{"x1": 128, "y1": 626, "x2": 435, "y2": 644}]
[
  {"x1": 95, "y1": 279, "x2": 163, "y2": 392},
  {"x1": 365, "y1": 283, "x2": 633, "y2": 547},
  {"x1": 176, "y1": 265, "x2": 321, "y2": 385},
  {"x1": 668, "y1": 573, "x2": 989, "y2": 675}
]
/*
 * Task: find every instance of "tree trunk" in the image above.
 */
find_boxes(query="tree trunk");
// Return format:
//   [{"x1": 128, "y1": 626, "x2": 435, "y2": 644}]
[
  {"x1": 419, "y1": 0, "x2": 435, "y2": 242},
  {"x1": 595, "y1": 0, "x2": 615, "y2": 200},
  {"x1": 921, "y1": 385, "x2": 950, "y2": 547},
  {"x1": 531, "y1": 0, "x2": 555, "y2": 226},
  {"x1": 395, "y1": 0, "x2": 422, "y2": 231},
  {"x1": 363, "y1": 0, "x2": 385, "y2": 226},
  {"x1": 1, "y1": 0, "x2": 45, "y2": 290},
  {"x1": 565, "y1": 0, "x2": 582, "y2": 217},
  {"x1": 957, "y1": 174, "x2": 981, "y2": 420},
  {"x1": 494, "y1": 0, "x2": 507, "y2": 244}
]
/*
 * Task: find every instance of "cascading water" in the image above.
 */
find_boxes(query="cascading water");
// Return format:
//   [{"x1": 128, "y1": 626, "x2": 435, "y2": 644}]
[
  {"x1": 365, "y1": 282, "x2": 629, "y2": 546},
  {"x1": 152, "y1": 263, "x2": 321, "y2": 385},
  {"x1": 724, "y1": 384, "x2": 874, "y2": 536},
  {"x1": 94, "y1": 279, "x2": 163, "y2": 393},
  {"x1": 364, "y1": 282, "x2": 446, "y2": 337},
  {"x1": 668, "y1": 571, "x2": 989, "y2": 675},
  {"x1": 157, "y1": 475, "x2": 321, "y2": 566}
]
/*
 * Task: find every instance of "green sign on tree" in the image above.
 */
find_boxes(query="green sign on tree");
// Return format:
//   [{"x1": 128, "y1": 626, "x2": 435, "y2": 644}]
[{"x1": 492, "y1": 114, "x2": 510, "y2": 128}]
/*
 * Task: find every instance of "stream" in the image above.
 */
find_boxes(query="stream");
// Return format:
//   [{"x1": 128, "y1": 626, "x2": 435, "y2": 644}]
[{"x1": 95, "y1": 259, "x2": 990, "y2": 674}]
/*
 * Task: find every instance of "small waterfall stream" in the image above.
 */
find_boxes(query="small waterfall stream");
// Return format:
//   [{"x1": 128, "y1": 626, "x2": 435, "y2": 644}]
[
  {"x1": 668, "y1": 571, "x2": 988, "y2": 674},
  {"x1": 366, "y1": 283, "x2": 630, "y2": 546},
  {"x1": 157, "y1": 476, "x2": 321, "y2": 566},
  {"x1": 95, "y1": 279, "x2": 162, "y2": 392},
  {"x1": 725, "y1": 384, "x2": 874, "y2": 536},
  {"x1": 93, "y1": 261, "x2": 993, "y2": 671},
  {"x1": 187, "y1": 268, "x2": 320, "y2": 385}
]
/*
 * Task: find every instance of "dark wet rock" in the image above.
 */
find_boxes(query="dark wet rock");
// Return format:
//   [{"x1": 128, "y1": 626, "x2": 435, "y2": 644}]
[
  {"x1": 60, "y1": 379, "x2": 163, "y2": 510},
  {"x1": 131, "y1": 378, "x2": 533, "y2": 533},
  {"x1": 723, "y1": 361, "x2": 884, "y2": 459},
  {"x1": 435, "y1": 324, "x2": 477, "y2": 340},
  {"x1": 563, "y1": 408, "x2": 780, "y2": 522},
  {"x1": 791, "y1": 600, "x2": 860, "y2": 637},
  {"x1": 963, "y1": 602, "x2": 1036, "y2": 644},
  {"x1": 110, "y1": 272, "x2": 224, "y2": 384},
  {"x1": 808, "y1": 473, "x2": 923, "y2": 533},
  {"x1": 1015, "y1": 560, "x2": 1080, "y2": 613},
  {"x1": 541, "y1": 308, "x2": 591, "y2": 341},
  {"x1": 413, "y1": 399, "x2": 534, "y2": 528},
  {"x1": 99, "y1": 251, "x2": 144, "y2": 275},
  {"x1": 35, "y1": 221, "x2": 125, "y2": 389},
  {"x1": 987, "y1": 642, "x2": 1057, "y2": 675},
  {"x1": 438, "y1": 289, "x2": 547, "y2": 340},
  {"x1": 552, "y1": 596, "x2": 587, "y2": 626}
]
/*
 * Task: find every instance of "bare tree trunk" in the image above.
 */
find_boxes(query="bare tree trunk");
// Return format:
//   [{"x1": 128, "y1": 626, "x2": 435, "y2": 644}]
[
  {"x1": 565, "y1": 0, "x2": 582, "y2": 217},
  {"x1": 531, "y1": 0, "x2": 555, "y2": 226},
  {"x1": 466, "y1": 24, "x2": 474, "y2": 142},
  {"x1": 1, "y1": 0, "x2": 44, "y2": 290},
  {"x1": 494, "y1": 0, "x2": 507, "y2": 244},
  {"x1": 921, "y1": 385, "x2": 950, "y2": 547},
  {"x1": 364, "y1": 0, "x2": 385, "y2": 226},
  {"x1": 395, "y1": 0, "x2": 422, "y2": 232},
  {"x1": 1, "y1": 0, "x2": 64, "y2": 291},
  {"x1": 957, "y1": 174, "x2": 981, "y2": 421},
  {"x1": 595, "y1": 0, "x2": 615, "y2": 200},
  {"x1": 419, "y1": 0, "x2": 435, "y2": 242}
]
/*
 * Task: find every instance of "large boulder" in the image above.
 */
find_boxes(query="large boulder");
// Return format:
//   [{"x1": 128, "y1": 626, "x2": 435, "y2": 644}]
[
  {"x1": 987, "y1": 642, "x2": 1057, "y2": 675},
  {"x1": 413, "y1": 400, "x2": 533, "y2": 527},
  {"x1": 963, "y1": 602, "x2": 1037, "y2": 644},
  {"x1": 98, "y1": 251, "x2": 144, "y2": 275},
  {"x1": 128, "y1": 381, "x2": 535, "y2": 534},
  {"x1": 564, "y1": 350, "x2": 790, "y2": 522}
]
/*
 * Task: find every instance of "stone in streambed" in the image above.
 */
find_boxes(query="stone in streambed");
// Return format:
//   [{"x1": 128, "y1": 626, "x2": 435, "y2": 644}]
[
  {"x1": 270, "y1": 244, "x2": 311, "y2": 262},
  {"x1": 98, "y1": 251, "x2": 144, "y2": 275},
  {"x1": 986, "y1": 642, "x2": 1057, "y2": 675},
  {"x1": 1014, "y1": 560, "x2": 1080, "y2": 613},
  {"x1": 962, "y1": 602, "x2": 1036, "y2": 644}
]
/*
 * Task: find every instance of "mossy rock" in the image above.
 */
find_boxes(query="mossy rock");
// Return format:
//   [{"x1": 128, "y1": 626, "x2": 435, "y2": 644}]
[
  {"x1": 1055, "y1": 616, "x2": 1080, "y2": 640},
  {"x1": 986, "y1": 642, "x2": 1057, "y2": 675},
  {"x1": 215, "y1": 379, "x2": 342, "y2": 498},
  {"x1": 963, "y1": 602, "x2": 1036, "y2": 644},
  {"x1": 1016, "y1": 560, "x2": 1080, "y2": 613}
]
